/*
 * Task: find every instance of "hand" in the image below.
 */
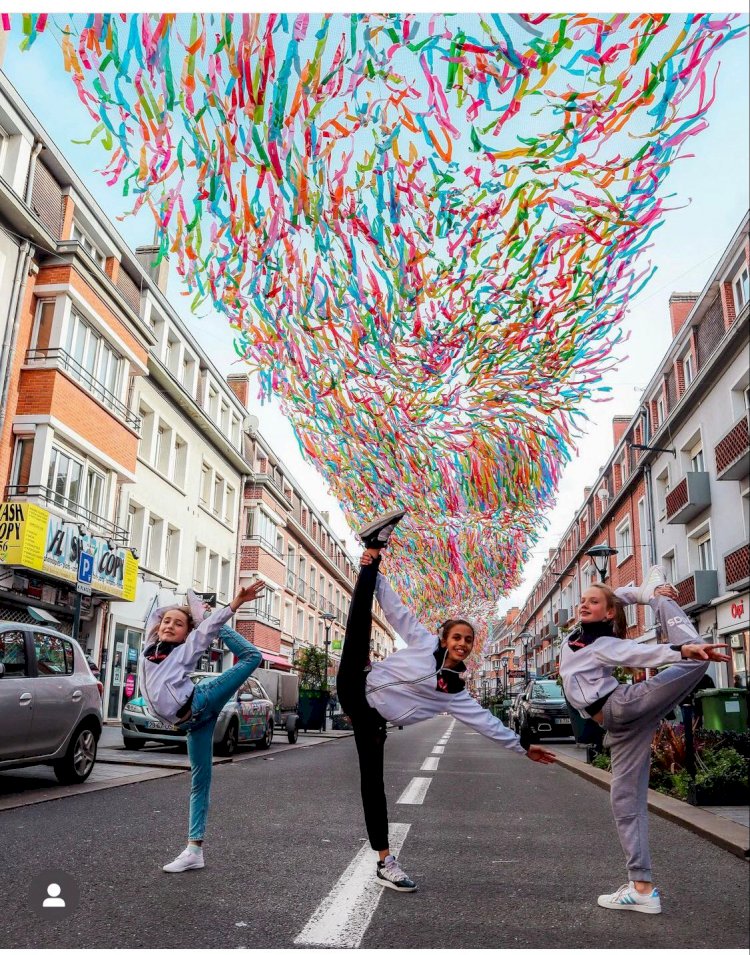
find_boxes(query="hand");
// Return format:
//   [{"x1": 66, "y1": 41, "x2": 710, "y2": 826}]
[
  {"x1": 654, "y1": 583, "x2": 678, "y2": 599},
  {"x1": 230, "y1": 580, "x2": 266, "y2": 612},
  {"x1": 680, "y1": 643, "x2": 730, "y2": 662},
  {"x1": 360, "y1": 549, "x2": 380, "y2": 566},
  {"x1": 526, "y1": 745, "x2": 557, "y2": 764}
]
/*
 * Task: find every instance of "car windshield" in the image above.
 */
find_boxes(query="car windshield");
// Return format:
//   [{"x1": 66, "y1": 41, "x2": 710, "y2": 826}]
[{"x1": 532, "y1": 682, "x2": 564, "y2": 700}]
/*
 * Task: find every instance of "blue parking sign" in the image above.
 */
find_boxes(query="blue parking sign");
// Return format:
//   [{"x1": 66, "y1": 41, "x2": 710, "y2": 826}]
[{"x1": 78, "y1": 551, "x2": 94, "y2": 584}]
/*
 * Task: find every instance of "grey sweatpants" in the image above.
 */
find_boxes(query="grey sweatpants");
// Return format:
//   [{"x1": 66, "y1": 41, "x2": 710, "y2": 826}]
[{"x1": 601, "y1": 596, "x2": 709, "y2": 883}]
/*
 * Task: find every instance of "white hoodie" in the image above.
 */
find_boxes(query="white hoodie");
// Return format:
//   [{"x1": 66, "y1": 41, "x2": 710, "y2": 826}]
[
  {"x1": 560, "y1": 588, "x2": 682, "y2": 718},
  {"x1": 365, "y1": 574, "x2": 527, "y2": 756},
  {"x1": 138, "y1": 602, "x2": 234, "y2": 725}
]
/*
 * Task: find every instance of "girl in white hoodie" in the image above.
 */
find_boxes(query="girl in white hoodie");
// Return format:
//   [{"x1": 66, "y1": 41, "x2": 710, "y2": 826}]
[
  {"x1": 138, "y1": 581, "x2": 265, "y2": 873},
  {"x1": 559, "y1": 566, "x2": 729, "y2": 914},
  {"x1": 337, "y1": 509, "x2": 556, "y2": 892}
]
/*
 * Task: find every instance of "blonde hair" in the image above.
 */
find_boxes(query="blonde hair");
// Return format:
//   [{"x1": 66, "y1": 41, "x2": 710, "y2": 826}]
[{"x1": 588, "y1": 584, "x2": 627, "y2": 638}]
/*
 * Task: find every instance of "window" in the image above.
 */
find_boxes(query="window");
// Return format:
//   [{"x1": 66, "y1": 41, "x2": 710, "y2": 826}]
[
  {"x1": 0, "y1": 630, "x2": 27, "y2": 678},
  {"x1": 219, "y1": 400, "x2": 229, "y2": 435},
  {"x1": 683, "y1": 352, "x2": 694, "y2": 387},
  {"x1": 10, "y1": 437, "x2": 34, "y2": 491},
  {"x1": 85, "y1": 467, "x2": 105, "y2": 516},
  {"x1": 71, "y1": 222, "x2": 105, "y2": 268},
  {"x1": 225, "y1": 485, "x2": 236, "y2": 524},
  {"x1": 200, "y1": 464, "x2": 211, "y2": 504},
  {"x1": 47, "y1": 446, "x2": 83, "y2": 508},
  {"x1": 656, "y1": 395, "x2": 665, "y2": 430},
  {"x1": 308, "y1": 615, "x2": 314, "y2": 642},
  {"x1": 145, "y1": 515, "x2": 163, "y2": 569},
  {"x1": 284, "y1": 602, "x2": 293, "y2": 634},
  {"x1": 690, "y1": 446, "x2": 705, "y2": 473},
  {"x1": 213, "y1": 474, "x2": 224, "y2": 516},
  {"x1": 656, "y1": 467, "x2": 670, "y2": 517},
  {"x1": 34, "y1": 633, "x2": 74, "y2": 676},
  {"x1": 155, "y1": 424, "x2": 173, "y2": 475},
  {"x1": 219, "y1": 559, "x2": 231, "y2": 601},
  {"x1": 127, "y1": 502, "x2": 144, "y2": 552},
  {"x1": 33, "y1": 300, "x2": 56, "y2": 351},
  {"x1": 173, "y1": 437, "x2": 187, "y2": 488},
  {"x1": 733, "y1": 263, "x2": 749, "y2": 312},
  {"x1": 193, "y1": 544, "x2": 206, "y2": 588},
  {"x1": 64, "y1": 311, "x2": 123, "y2": 404},
  {"x1": 165, "y1": 525, "x2": 180, "y2": 580},
  {"x1": 139, "y1": 403, "x2": 155, "y2": 460},
  {"x1": 697, "y1": 533, "x2": 713, "y2": 571},
  {"x1": 208, "y1": 552, "x2": 219, "y2": 591},
  {"x1": 207, "y1": 384, "x2": 219, "y2": 422},
  {"x1": 615, "y1": 520, "x2": 631, "y2": 563},
  {"x1": 663, "y1": 550, "x2": 678, "y2": 584},
  {"x1": 165, "y1": 332, "x2": 181, "y2": 375},
  {"x1": 296, "y1": 609, "x2": 304, "y2": 637}
]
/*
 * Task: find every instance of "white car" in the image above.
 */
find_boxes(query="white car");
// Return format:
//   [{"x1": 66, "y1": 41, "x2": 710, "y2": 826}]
[{"x1": 0, "y1": 623, "x2": 103, "y2": 784}]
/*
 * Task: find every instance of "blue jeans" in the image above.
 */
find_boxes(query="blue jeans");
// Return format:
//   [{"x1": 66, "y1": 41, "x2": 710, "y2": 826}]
[{"x1": 183, "y1": 625, "x2": 262, "y2": 841}]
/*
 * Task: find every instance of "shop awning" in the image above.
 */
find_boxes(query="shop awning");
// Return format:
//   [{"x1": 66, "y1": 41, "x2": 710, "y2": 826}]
[{"x1": 262, "y1": 651, "x2": 292, "y2": 671}]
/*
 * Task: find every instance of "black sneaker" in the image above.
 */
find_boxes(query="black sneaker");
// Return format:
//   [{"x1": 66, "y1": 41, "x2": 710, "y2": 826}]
[
  {"x1": 358, "y1": 508, "x2": 406, "y2": 549},
  {"x1": 376, "y1": 855, "x2": 417, "y2": 892}
]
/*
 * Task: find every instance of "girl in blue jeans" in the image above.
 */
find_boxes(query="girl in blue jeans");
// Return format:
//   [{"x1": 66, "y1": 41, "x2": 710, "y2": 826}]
[{"x1": 138, "y1": 582, "x2": 265, "y2": 873}]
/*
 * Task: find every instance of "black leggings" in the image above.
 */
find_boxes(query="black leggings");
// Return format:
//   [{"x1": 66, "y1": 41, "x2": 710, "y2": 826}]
[{"x1": 336, "y1": 556, "x2": 389, "y2": 851}]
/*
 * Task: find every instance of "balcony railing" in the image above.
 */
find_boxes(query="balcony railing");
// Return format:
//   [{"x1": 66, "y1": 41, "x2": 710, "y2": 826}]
[
  {"x1": 674, "y1": 570, "x2": 719, "y2": 611},
  {"x1": 245, "y1": 535, "x2": 283, "y2": 560},
  {"x1": 286, "y1": 569, "x2": 297, "y2": 590},
  {"x1": 25, "y1": 348, "x2": 141, "y2": 431},
  {"x1": 242, "y1": 606, "x2": 281, "y2": 629},
  {"x1": 715, "y1": 418, "x2": 750, "y2": 481},
  {"x1": 6, "y1": 483, "x2": 129, "y2": 543},
  {"x1": 309, "y1": 586, "x2": 318, "y2": 605},
  {"x1": 296, "y1": 577, "x2": 306, "y2": 599},
  {"x1": 724, "y1": 543, "x2": 750, "y2": 591},
  {"x1": 666, "y1": 471, "x2": 711, "y2": 524}
]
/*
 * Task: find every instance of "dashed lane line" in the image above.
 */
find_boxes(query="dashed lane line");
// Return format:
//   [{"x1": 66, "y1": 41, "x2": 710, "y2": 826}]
[
  {"x1": 420, "y1": 756, "x2": 440, "y2": 771},
  {"x1": 397, "y1": 776, "x2": 432, "y2": 805}
]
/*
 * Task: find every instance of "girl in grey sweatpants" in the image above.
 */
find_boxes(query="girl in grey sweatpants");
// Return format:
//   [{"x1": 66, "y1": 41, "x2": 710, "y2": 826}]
[{"x1": 560, "y1": 567, "x2": 729, "y2": 913}]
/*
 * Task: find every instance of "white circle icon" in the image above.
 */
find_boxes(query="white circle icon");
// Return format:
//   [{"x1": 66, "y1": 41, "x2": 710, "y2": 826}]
[{"x1": 42, "y1": 884, "x2": 65, "y2": 908}]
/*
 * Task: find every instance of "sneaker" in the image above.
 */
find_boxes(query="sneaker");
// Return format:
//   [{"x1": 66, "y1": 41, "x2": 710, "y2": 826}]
[
  {"x1": 358, "y1": 508, "x2": 406, "y2": 549},
  {"x1": 162, "y1": 846, "x2": 205, "y2": 873},
  {"x1": 376, "y1": 855, "x2": 417, "y2": 892},
  {"x1": 635, "y1": 565, "x2": 667, "y2": 604},
  {"x1": 597, "y1": 882, "x2": 661, "y2": 914}
]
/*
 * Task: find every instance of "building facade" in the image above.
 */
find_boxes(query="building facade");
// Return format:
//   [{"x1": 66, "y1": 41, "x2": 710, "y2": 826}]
[{"x1": 512, "y1": 214, "x2": 750, "y2": 690}]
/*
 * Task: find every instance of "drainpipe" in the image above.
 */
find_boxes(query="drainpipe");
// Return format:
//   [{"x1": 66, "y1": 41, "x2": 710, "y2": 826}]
[
  {"x1": 0, "y1": 239, "x2": 33, "y2": 442},
  {"x1": 24, "y1": 139, "x2": 43, "y2": 205},
  {"x1": 640, "y1": 406, "x2": 658, "y2": 567}
]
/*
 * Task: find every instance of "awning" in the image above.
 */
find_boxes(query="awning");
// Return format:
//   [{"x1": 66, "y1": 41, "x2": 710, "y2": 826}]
[
  {"x1": 261, "y1": 651, "x2": 292, "y2": 671},
  {"x1": 28, "y1": 607, "x2": 60, "y2": 625}
]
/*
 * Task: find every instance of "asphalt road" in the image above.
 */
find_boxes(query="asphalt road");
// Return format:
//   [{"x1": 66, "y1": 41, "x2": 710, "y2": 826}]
[{"x1": 0, "y1": 716, "x2": 747, "y2": 948}]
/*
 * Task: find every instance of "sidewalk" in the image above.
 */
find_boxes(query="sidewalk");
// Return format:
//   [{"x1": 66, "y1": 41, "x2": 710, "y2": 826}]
[{"x1": 546, "y1": 742, "x2": 749, "y2": 859}]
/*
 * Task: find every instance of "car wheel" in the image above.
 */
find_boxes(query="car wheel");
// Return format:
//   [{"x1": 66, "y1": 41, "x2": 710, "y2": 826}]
[
  {"x1": 257, "y1": 720, "x2": 273, "y2": 750},
  {"x1": 215, "y1": 719, "x2": 239, "y2": 756},
  {"x1": 53, "y1": 724, "x2": 98, "y2": 785},
  {"x1": 287, "y1": 725, "x2": 298, "y2": 744},
  {"x1": 123, "y1": 738, "x2": 146, "y2": 751}
]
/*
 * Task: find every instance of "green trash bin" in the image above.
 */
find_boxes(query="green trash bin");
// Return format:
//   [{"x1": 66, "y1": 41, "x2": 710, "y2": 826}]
[{"x1": 695, "y1": 688, "x2": 748, "y2": 732}]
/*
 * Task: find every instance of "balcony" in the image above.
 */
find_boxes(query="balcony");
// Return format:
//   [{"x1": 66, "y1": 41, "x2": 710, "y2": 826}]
[
  {"x1": 286, "y1": 569, "x2": 297, "y2": 590},
  {"x1": 241, "y1": 605, "x2": 281, "y2": 629},
  {"x1": 296, "y1": 577, "x2": 306, "y2": 599},
  {"x1": 724, "y1": 543, "x2": 750, "y2": 591},
  {"x1": 674, "y1": 570, "x2": 719, "y2": 611},
  {"x1": 715, "y1": 418, "x2": 749, "y2": 481},
  {"x1": 25, "y1": 348, "x2": 141, "y2": 431},
  {"x1": 309, "y1": 586, "x2": 318, "y2": 606},
  {"x1": 246, "y1": 535, "x2": 283, "y2": 560},
  {"x1": 6, "y1": 483, "x2": 129, "y2": 543},
  {"x1": 666, "y1": 471, "x2": 711, "y2": 524},
  {"x1": 554, "y1": 608, "x2": 570, "y2": 626}
]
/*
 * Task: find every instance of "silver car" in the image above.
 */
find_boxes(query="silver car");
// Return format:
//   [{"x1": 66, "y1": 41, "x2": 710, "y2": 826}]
[
  {"x1": 0, "y1": 623, "x2": 103, "y2": 784},
  {"x1": 121, "y1": 672, "x2": 274, "y2": 756}
]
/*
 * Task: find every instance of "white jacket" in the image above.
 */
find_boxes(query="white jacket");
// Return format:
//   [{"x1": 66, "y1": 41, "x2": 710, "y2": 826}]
[
  {"x1": 138, "y1": 603, "x2": 234, "y2": 725},
  {"x1": 560, "y1": 588, "x2": 682, "y2": 718},
  {"x1": 365, "y1": 574, "x2": 527, "y2": 756}
]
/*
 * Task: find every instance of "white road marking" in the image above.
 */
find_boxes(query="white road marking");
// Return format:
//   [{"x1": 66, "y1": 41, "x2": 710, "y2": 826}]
[
  {"x1": 397, "y1": 776, "x2": 432, "y2": 805},
  {"x1": 420, "y1": 756, "x2": 440, "y2": 771},
  {"x1": 432, "y1": 745, "x2": 445, "y2": 754},
  {"x1": 294, "y1": 823, "x2": 410, "y2": 948}
]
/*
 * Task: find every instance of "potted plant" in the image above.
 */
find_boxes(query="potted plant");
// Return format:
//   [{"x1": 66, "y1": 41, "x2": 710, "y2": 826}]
[{"x1": 294, "y1": 646, "x2": 330, "y2": 731}]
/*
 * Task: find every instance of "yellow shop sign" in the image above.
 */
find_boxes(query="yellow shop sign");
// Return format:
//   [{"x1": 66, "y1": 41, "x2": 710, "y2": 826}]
[{"x1": 0, "y1": 501, "x2": 138, "y2": 601}]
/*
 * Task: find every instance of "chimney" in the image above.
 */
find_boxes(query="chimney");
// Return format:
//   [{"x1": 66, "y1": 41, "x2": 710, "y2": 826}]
[
  {"x1": 668, "y1": 292, "x2": 698, "y2": 338},
  {"x1": 612, "y1": 415, "x2": 630, "y2": 447},
  {"x1": 227, "y1": 373, "x2": 250, "y2": 407},
  {"x1": 321, "y1": 510, "x2": 330, "y2": 525},
  {"x1": 135, "y1": 245, "x2": 169, "y2": 294}
]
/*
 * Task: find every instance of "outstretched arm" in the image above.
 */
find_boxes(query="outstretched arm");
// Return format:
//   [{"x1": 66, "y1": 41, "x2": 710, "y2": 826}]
[{"x1": 448, "y1": 693, "x2": 556, "y2": 763}]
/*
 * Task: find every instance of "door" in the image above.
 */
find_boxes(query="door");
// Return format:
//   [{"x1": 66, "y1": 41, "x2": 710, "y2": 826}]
[
  {"x1": 26, "y1": 632, "x2": 81, "y2": 757},
  {"x1": 107, "y1": 626, "x2": 142, "y2": 720},
  {"x1": 0, "y1": 629, "x2": 33, "y2": 759}
]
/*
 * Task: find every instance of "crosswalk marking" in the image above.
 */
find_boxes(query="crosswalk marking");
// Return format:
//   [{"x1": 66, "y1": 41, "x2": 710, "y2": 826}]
[
  {"x1": 397, "y1": 776, "x2": 432, "y2": 804},
  {"x1": 293, "y1": 823, "x2": 410, "y2": 948}
]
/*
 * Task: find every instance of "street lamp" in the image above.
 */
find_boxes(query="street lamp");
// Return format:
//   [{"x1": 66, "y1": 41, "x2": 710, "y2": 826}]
[
  {"x1": 320, "y1": 611, "x2": 335, "y2": 731},
  {"x1": 586, "y1": 544, "x2": 619, "y2": 583},
  {"x1": 519, "y1": 631, "x2": 534, "y2": 684},
  {"x1": 502, "y1": 657, "x2": 509, "y2": 698}
]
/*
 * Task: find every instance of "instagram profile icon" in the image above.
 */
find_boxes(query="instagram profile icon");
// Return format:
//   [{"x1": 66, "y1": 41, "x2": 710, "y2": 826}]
[{"x1": 28, "y1": 870, "x2": 80, "y2": 922}]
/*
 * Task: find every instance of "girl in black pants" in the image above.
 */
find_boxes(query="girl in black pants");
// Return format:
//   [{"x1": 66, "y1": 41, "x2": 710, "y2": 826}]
[{"x1": 337, "y1": 509, "x2": 555, "y2": 892}]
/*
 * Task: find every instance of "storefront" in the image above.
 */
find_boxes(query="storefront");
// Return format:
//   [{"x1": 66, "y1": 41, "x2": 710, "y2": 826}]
[
  {"x1": 0, "y1": 500, "x2": 138, "y2": 664},
  {"x1": 715, "y1": 592, "x2": 750, "y2": 688}
]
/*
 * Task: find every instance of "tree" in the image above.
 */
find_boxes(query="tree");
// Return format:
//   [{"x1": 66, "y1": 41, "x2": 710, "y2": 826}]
[{"x1": 294, "y1": 645, "x2": 328, "y2": 692}]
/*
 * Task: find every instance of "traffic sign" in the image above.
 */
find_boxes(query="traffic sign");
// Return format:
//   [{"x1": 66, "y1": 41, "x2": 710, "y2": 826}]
[{"x1": 78, "y1": 551, "x2": 94, "y2": 585}]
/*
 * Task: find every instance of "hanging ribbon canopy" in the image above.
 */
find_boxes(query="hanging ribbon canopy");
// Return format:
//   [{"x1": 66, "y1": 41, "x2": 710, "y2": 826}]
[{"x1": 7, "y1": 12, "x2": 743, "y2": 625}]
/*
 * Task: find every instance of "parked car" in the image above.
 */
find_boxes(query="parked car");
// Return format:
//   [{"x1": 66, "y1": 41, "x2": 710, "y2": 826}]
[
  {"x1": 0, "y1": 623, "x2": 103, "y2": 784},
  {"x1": 254, "y1": 668, "x2": 300, "y2": 743},
  {"x1": 511, "y1": 678, "x2": 573, "y2": 743},
  {"x1": 121, "y1": 672, "x2": 274, "y2": 755}
]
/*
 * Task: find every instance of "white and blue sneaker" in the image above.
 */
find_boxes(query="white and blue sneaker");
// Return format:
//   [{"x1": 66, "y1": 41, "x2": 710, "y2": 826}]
[
  {"x1": 635, "y1": 565, "x2": 667, "y2": 604},
  {"x1": 597, "y1": 881, "x2": 661, "y2": 914},
  {"x1": 376, "y1": 855, "x2": 417, "y2": 892}
]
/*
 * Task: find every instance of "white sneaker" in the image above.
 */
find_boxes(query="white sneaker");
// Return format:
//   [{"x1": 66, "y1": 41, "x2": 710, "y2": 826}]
[
  {"x1": 598, "y1": 881, "x2": 661, "y2": 914},
  {"x1": 635, "y1": 566, "x2": 666, "y2": 604},
  {"x1": 162, "y1": 846, "x2": 205, "y2": 873},
  {"x1": 376, "y1": 855, "x2": 417, "y2": 892}
]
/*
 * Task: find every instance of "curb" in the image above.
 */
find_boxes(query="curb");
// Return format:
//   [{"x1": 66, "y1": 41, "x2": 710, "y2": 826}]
[{"x1": 554, "y1": 751, "x2": 749, "y2": 860}]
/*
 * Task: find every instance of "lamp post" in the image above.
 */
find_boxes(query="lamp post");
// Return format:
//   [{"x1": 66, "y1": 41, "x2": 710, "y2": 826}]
[
  {"x1": 320, "y1": 611, "x2": 335, "y2": 731},
  {"x1": 502, "y1": 657, "x2": 509, "y2": 698},
  {"x1": 586, "y1": 544, "x2": 619, "y2": 583},
  {"x1": 519, "y1": 631, "x2": 534, "y2": 684}
]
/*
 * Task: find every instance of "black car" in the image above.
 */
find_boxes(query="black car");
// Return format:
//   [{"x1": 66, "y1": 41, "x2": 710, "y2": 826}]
[{"x1": 511, "y1": 679, "x2": 573, "y2": 744}]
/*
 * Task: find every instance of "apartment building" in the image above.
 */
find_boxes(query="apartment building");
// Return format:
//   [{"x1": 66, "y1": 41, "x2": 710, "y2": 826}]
[
  {"x1": 226, "y1": 374, "x2": 396, "y2": 678},
  {"x1": 512, "y1": 214, "x2": 750, "y2": 689}
]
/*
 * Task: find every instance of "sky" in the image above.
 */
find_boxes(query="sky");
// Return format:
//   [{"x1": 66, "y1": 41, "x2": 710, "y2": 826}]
[{"x1": 2, "y1": 11, "x2": 748, "y2": 617}]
